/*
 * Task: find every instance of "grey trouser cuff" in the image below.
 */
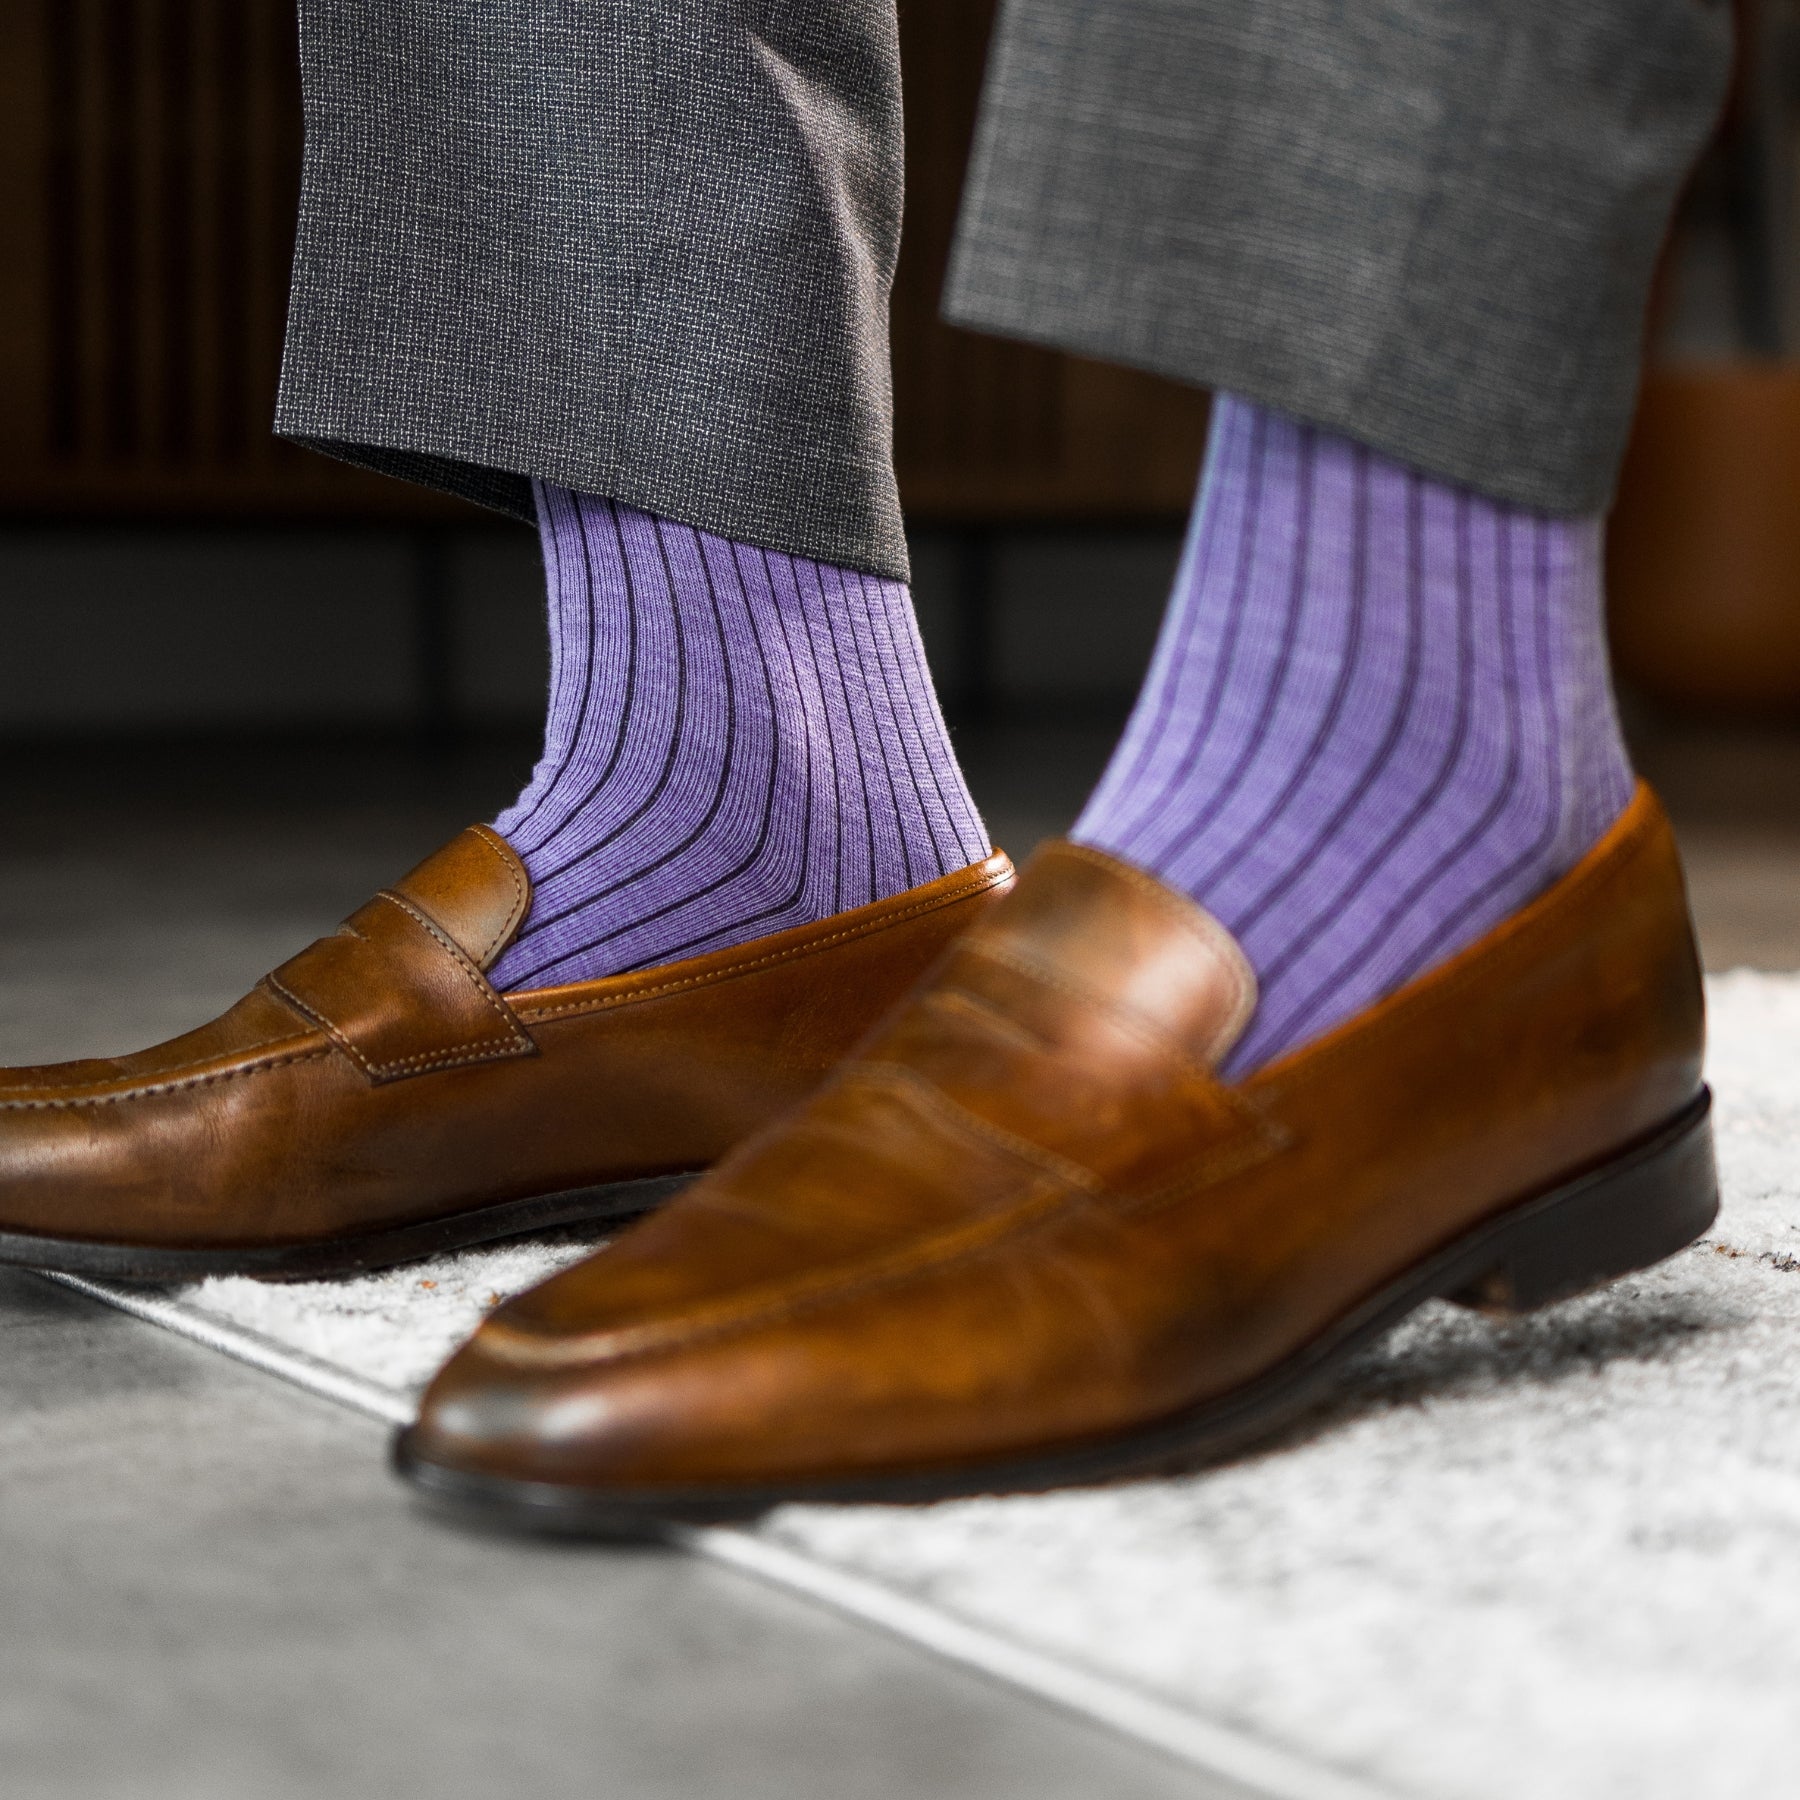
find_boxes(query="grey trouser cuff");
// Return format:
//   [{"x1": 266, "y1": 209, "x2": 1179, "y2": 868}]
[
  {"x1": 946, "y1": 0, "x2": 1733, "y2": 515},
  {"x1": 276, "y1": 1, "x2": 910, "y2": 581}
]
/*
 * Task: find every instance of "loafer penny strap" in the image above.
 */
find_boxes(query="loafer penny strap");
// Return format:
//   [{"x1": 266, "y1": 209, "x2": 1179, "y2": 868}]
[{"x1": 265, "y1": 890, "x2": 537, "y2": 1084}]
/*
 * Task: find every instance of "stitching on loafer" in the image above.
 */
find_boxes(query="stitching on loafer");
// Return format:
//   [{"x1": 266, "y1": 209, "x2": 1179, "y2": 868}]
[
  {"x1": 515, "y1": 862, "x2": 1012, "y2": 1022},
  {"x1": 0, "y1": 1045, "x2": 336, "y2": 1110}
]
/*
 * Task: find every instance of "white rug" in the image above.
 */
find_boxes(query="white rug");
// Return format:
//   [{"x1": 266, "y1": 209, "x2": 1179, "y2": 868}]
[{"x1": 77, "y1": 973, "x2": 1800, "y2": 1800}]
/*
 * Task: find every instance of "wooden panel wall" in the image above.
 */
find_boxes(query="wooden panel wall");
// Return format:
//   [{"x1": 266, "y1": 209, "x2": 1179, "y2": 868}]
[
  {"x1": 0, "y1": 0, "x2": 1206, "y2": 524},
  {"x1": 0, "y1": 0, "x2": 459, "y2": 517}
]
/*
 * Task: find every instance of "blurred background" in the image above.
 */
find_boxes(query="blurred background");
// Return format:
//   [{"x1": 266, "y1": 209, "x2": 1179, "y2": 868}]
[
  {"x1": 4, "y1": 0, "x2": 1800, "y2": 1065},
  {"x1": 3, "y1": 12, "x2": 1800, "y2": 1797}
]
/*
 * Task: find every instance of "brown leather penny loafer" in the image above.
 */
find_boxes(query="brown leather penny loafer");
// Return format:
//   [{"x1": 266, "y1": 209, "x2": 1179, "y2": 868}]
[
  {"x1": 0, "y1": 825, "x2": 1014, "y2": 1280},
  {"x1": 398, "y1": 785, "x2": 1718, "y2": 1530}
]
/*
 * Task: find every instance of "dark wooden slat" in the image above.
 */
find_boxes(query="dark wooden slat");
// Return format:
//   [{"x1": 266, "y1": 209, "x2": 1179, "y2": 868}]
[
  {"x1": 157, "y1": 0, "x2": 197, "y2": 462},
  {"x1": 43, "y1": 0, "x2": 82, "y2": 460}
]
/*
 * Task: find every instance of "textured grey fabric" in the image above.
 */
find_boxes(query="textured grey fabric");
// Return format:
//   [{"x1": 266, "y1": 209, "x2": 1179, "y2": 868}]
[
  {"x1": 946, "y1": 0, "x2": 1733, "y2": 514},
  {"x1": 276, "y1": 1, "x2": 910, "y2": 580}
]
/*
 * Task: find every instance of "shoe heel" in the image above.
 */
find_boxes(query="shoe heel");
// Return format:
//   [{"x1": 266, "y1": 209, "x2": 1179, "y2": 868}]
[{"x1": 1445, "y1": 1091, "x2": 1719, "y2": 1316}]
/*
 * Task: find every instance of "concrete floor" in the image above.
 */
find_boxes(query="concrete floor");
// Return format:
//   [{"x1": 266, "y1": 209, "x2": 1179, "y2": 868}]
[
  {"x1": 0, "y1": 1271, "x2": 1245, "y2": 1800},
  {"x1": 2, "y1": 717, "x2": 1798, "y2": 1800}
]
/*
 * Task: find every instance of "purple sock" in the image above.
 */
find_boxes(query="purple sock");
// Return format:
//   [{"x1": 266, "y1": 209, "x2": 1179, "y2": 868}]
[
  {"x1": 1075, "y1": 394, "x2": 1635, "y2": 1078},
  {"x1": 487, "y1": 483, "x2": 988, "y2": 991}
]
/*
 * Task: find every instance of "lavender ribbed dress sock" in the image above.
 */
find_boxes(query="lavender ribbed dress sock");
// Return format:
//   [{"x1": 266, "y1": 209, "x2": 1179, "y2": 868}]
[
  {"x1": 1075, "y1": 395, "x2": 1635, "y2": 1078},
  {"x1": 488, "y1": 483, "x2": 988, "y2": 991}
]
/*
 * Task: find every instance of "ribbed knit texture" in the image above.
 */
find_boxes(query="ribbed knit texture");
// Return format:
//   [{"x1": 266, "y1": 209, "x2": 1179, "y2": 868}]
[
  {"x1": 487, "y1": 484, "x2": 988, "y2": 991},
  {"x1": 1075, "y1": 395, "x2": 1636, "y2": 1077}
]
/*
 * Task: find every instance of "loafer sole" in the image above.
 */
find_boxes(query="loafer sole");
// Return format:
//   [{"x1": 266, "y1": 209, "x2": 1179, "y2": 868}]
[{"x1": 0, "y1": 1170, "x2": 698, "y2": 1283}]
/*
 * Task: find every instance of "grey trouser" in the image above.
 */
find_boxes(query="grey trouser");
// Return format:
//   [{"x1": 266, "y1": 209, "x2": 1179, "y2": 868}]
[{"x1": 276, "y1": 1, "x2": 1731, "y2": 581}]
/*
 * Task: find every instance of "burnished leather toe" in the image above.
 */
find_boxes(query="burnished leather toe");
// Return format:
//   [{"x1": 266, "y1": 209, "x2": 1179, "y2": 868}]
[
  {"x1": 402, "y1": 785, "x2": 1718, "y2": 1526},
  {"x1": 0, "y1": 828, "x2": 1014, "y2": 1279}
]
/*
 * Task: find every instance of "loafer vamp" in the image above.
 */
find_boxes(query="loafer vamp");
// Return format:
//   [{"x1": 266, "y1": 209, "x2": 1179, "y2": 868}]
[{"x1": 0, "y1": 830, "x2": 1016, "y2": 1265}]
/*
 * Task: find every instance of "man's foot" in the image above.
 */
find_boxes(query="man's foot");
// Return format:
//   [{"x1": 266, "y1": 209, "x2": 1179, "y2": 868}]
[
  {"x1": 0, "y1": 826, "x2": 1012, "y2": 1281},
  {"x1": 396, "y1": 785, "x2": 1716, "y2": 1528}
]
